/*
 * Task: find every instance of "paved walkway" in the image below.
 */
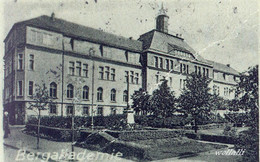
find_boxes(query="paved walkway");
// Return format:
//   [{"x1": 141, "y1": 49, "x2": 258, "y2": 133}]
[{"x1": 4, "y1": 126, "x2": 132, "y2": 162}]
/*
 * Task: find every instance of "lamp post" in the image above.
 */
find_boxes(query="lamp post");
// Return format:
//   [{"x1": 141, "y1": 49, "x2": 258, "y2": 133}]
[{"x1": 91, "y1": 60, "x2": 95, "y2": 131}]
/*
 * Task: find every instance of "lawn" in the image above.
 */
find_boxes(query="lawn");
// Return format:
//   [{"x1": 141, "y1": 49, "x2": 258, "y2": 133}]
[
  {"x1": 198, "y1": 127, "x2": 249, "y2": 135},
  {"x1": 133, "y1": 137, "x2": 228, "y2": 161}
]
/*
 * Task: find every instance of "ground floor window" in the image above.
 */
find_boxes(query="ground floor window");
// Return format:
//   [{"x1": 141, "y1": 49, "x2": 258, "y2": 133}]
[
  {"x1": 49, "y1": 104, "x2": 57, "y2": 114},
  {"x1": 111, "y1": 107, "x2": 116, "y2": 115},
  {"x1": 82, "y1": 106, "x2": 89, "y2": 115},
  {"x1": 97, "y1": 107, "x2": 103, "y2": 116},
  {"x1": 67, "y1": 105, "x2": 73, "y2": 115}
]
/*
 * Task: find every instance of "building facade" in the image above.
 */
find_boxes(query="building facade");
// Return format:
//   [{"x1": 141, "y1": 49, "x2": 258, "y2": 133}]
[{"x1": 3, "y1": 8, "x2": 240, "y2": 124}]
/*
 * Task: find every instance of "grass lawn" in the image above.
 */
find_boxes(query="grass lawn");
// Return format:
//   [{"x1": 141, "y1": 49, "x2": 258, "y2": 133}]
[
  {"x1": 133, "y1": 137, "x2": 228, "y2": 161},
  {"x1": 198, "y1": 127, "x2": 249, "y2": 135}
]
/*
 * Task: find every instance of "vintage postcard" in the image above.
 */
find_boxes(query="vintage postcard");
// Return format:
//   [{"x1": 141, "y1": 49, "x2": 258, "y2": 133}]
[{"x1": 1, "y1": 0, "x2": 259, "y2": 161}]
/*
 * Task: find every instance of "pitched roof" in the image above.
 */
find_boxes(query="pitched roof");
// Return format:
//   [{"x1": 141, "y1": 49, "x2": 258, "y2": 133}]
[
  {"x1": 10, "y1": 15, "x2": 142, "y2": 52},
  {"x1": 206, "y1": 60, "x2": 240, "y2": 75},
  {"x1": 138, "y1": 30, "x2": 208, "y2": 64}
]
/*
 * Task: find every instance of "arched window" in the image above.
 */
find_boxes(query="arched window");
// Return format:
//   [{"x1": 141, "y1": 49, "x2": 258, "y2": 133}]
[
  {"x1": 123, "y1": 90, "x2": 128, "y2": 102},
  {"x1": 111, "y1": 89, "x2": 116, "y2": 102},
  {"x1": 83, "y1": 86, "x2": 89, "y2": 100},
  {"x1": 67, "y1": 84, "x2": 74, "y2": 98},
  {"x1": 97, "y1": 87, "x2": 103, "y2": 101},
  {"x1": 50, "y1": 82, "x2": 57, "y2": 98}
]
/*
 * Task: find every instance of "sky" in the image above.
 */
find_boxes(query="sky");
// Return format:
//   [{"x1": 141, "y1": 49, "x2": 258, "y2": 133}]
[{"x1": 1, "y1": 0, "x2": 259, "y2": 72}]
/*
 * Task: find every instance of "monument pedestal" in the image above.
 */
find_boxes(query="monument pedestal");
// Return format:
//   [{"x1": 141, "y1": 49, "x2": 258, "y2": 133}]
[{"x1": 126, "y1": 109, "x2": 135, "y2": 124}]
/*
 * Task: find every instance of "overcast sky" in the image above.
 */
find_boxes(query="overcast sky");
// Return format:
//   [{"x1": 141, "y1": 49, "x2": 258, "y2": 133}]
[{"x1": 1, "y1": 0, "x2": 259, "y2": 72}]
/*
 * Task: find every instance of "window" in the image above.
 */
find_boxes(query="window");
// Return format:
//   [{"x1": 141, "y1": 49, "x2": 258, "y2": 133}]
[
  {"x1": 135, "y1": 73, "x2": 139, "y2": 84},
  {"x1": 213, "y1": 85, "x2": 219, "y2": 95},
  {"x1": 130, "y1": 71, "x2": 134, "y2": 83},
  {"x1": 18, "y1": 54, "x2": 23, "y2": 70},
  {"x1": 166, "y1": 59, "x2": 169, "y2": 70},
  {"x1": 224, "y1": 87, "x2": 229, "y2": 96},
  {"x1": 123, "y1": 90, "x2": 128, "y2": 102},
  {"x1": 169, "y1": 77, "x2": 172, "y2": 86},
  {"x1": 195, "y1": 66, "x2": 197, "y2": 74},
  {"x1": 97, "y1": 87, "x2": 103, "y2": 101},
  {"x1": 183, "y1": 64, "x2": 186, "y2": 73},
  {"x1": 82, "y1": 106, "x2": 89, "y2": 115},
  {"x1": 99, "y1": 66, "x2": 104, "y2": 79},
  {"x1": 111, "y1": 68, "x2": 115, "y2": 81},
  {"x1": 111, "y1": 107, "x2": 116, "y2": 115},
  {"x1": 67, "y1": 106, "x2": 73, "y2": 115},
  {"x1": 83, "y1": 64, "x2": 88, "y2": 77},
  {"x1": 180, "y1": 63, "x2": 188, "y2": 74},
  {"x1": 67, "y1": 84, "x2": 74, "y2": 98},
  {"x1": 223, "y1": 73, "x2": 226, "y2": 80},
  {"x1": 111, "y1": 89, "x2": 116, "y2": 102},
  {"x1": 154, "y1": 56, "x2": 158, "y2": 68},
  {"x1": 105, "y1": 66, "x2": 110, "y2": 80},
  {"x1": 28, "y1": 81, "x2": 33, "y2": 96},
  {"x1": 159, "y1": 58, "x2": 163, "y2": 69},
  {"x1": 170, "y1": 60, "x2": 174, "y2": 70},
  {"x1": 203, "y1": 68, "x2": 206, "y2": 77},
  {"x1": 50, "y1": 104, "x2": 57, "y2": 114},
  {"x1": 97, "y1": 107, "x2": 103, "y2": 116},
  {"x1": 180, "y1": 79, "x2": 186, "y2": 89},
  {"x1": 125, "y1": 71, "x2": 129, "y2": 82},
  {"x1": 125, "y1": 51, "x2": 128, "y2": 62},
  {"x1": 206, "y1": 69, "x2": 209, "y2": 77},
  {"x1": 69, "y1": 62, "x2": 75, "y2": 75},
  {"x1": 156, "y1": 75, "x2": 159, "y2": 83},
  {"x1": 29, "y1": 54, "x2": 34, "y2": 70},
  {"x1": 17, "y1": 81, "x2": 23, "y2": 96},
  {"x1": 198, "y1": 67, "x2": 201, "y2": 76},
  {"x1": 76, "y1": 61, "x2": 81, "y2": 76},
  {"x1": 83, "y1": 86, "x2": 89, "y2": 100},
  {"x1": 100, "y1": 45, "x2": 103, "y2": 57},
  {"x1": 50, "y1": 82, "x2": 57, "y2": 98}
]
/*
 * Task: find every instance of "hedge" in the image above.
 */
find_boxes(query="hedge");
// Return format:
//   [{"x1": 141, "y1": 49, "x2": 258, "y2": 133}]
[
  {"x1": 25, "y1": 124, "x2": 81, "y2": 142},
  {"x1": 184, "y1": 132, "x2": 237, "y2": 144},
  {"x1": 27, "y1": 114, "x2": 127, "y2": 129},
  {"x1": 27, "y1": 114, "x2": 226, "y2": 131},
  {"x1": 106, "y1": 130, "x2": 181, "y2": 141}
]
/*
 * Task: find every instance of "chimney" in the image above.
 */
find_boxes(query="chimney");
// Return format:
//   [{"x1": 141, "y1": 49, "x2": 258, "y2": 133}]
[
  {"x1": 51, "y1": 12, "x2": 55, "y2": 21},
  {"x1": 227, "y1": 64, "x2": 230, "y2": 67},
  {"x1": 129, "y1": 37, "x2": 133, "y2": 40},
  {"x1": 176, "y1": 34, "x2": 179, "y2": 37}
]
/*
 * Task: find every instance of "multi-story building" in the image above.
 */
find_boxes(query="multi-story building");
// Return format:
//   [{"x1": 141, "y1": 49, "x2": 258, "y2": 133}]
[{"x1": 3, "y1": 7, "x2": 240, "y2": 124}]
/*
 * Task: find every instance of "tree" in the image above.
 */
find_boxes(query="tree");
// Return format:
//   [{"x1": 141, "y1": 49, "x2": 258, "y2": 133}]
[
  {"x1": 131, "y1": 88, "x2": 151, "y2": 115},
  {"x1": 65, "y1": 77, "x2": 87, "y2": 153},
  {"x1": 149, "y1": 80, "x2": 176, "y2": 118},
  {"x1": 178, "y1": 73, "x2": 212, "y2": 133},
  {"x1": 28, "y1": 83, "x2": 53, "y2": 149},
  {"x1": 234, "y1": 65, "x2": 258, "y2": 162}
]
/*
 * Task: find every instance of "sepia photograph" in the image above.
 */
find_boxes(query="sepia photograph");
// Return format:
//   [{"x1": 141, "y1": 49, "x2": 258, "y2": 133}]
[{"x1": 1, "y1": 0, "x2": 259, "y2": 161}]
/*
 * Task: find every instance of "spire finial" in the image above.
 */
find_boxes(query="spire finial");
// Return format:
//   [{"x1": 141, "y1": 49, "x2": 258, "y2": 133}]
[{"x1": 158, "y1": 2, "x2": 167, "y2": 16}]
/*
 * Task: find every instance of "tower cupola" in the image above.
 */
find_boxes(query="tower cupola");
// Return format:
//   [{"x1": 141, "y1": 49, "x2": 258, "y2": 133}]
[{"x1": 156, "y1": 3, "x2": 169, "y2": 33}]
